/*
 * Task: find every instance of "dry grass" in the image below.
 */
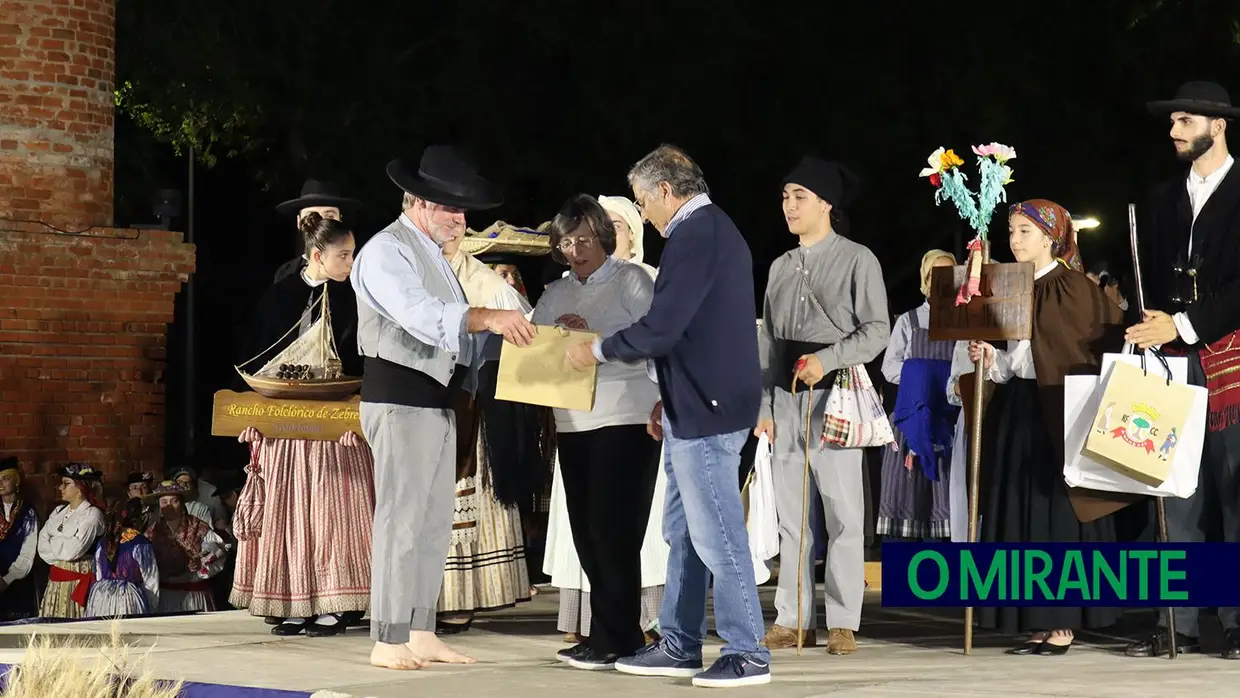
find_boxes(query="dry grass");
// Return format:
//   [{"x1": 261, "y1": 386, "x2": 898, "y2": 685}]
[{"x1": 0, "y1": 621, "x2": 183, "y2": 698}]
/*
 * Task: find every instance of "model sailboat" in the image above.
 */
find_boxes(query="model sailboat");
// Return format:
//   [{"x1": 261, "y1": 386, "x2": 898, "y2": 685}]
[{"x1": 235, "y1": 286, "x2": 361, "y2": 401}]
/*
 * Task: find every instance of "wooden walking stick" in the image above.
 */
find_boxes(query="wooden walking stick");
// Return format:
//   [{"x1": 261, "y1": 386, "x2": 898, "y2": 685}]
[
  {"x1": 792, "y1": 358, "x2": 814, "y2": 656},
  {"x1": 1128, "y1": 202, "x2": 1177, "y2": 659},
  {"x1": 961, "y1": 243, "x2": 991, "y2": 656}
]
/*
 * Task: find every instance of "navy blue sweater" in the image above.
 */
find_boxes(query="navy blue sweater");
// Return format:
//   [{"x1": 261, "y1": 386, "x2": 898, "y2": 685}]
[{"x1": 601, "y1": 204, "x2": 761, "y2": 439}]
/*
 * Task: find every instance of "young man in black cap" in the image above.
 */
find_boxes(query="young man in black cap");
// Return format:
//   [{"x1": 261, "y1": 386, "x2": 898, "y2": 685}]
[
  {"x1": 351, "y1": 145, "x2": 534, "y2": 671},
  {"x1": 1126, "y1": 80, "x2": 1240, "y2": 660},
  {"x1": 754, "y1": 156, "x2": 889, "y2": 656},
  {"x1": 272, "y1": 180, "x2": 363, "y2": 282}
]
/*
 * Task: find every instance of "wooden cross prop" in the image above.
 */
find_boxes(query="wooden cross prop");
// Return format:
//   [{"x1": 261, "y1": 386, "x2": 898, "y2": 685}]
[{"x1": 928, "y1": 255, "x2": 1034, "y2": 655}]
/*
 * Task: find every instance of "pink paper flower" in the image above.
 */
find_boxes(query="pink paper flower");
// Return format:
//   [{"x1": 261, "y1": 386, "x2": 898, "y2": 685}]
[{"x1": 971, "y1": 142, "x2": 1017, "y2": 163}]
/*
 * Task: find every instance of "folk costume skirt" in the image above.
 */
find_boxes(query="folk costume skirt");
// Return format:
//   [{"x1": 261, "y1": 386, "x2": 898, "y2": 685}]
[
  {"x1": 230, "y1": 438, "x2": 375, "y2": 618},
  {"x1": 976, "y1": 379, "x2": 1122, "y2": 634}
]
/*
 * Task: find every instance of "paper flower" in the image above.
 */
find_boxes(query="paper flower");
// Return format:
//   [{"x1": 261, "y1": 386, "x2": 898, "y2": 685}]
[
  {"x1": 918, "y1": 142, "x2": 1018, "y2": 306},
  {"x1": 971, "y1": 142, "x2": 1017, "y2": 164},
  {"x1": 919, "y1": 147, "x2": 966, "y2": 178}
]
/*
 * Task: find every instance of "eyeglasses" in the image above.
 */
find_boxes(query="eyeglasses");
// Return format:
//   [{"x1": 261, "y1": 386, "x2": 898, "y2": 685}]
[{"x1": 556, "y1": 236, "x2": 597, "y2": 252}]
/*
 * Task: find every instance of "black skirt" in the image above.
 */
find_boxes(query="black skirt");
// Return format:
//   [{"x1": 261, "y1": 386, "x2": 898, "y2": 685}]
[{"x1": 976, "y1": 379, "x2": 1122, "y2": 634}]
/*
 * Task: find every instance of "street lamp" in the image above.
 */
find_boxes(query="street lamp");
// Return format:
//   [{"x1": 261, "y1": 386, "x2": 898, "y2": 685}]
[{"x1": 1074, "y1": 217, "x2": 1101, "y2": 230}]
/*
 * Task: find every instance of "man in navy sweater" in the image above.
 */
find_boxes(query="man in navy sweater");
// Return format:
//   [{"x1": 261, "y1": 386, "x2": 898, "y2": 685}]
[{"x1": 567, "y1": 144, "x2": 770, "y2": 688}]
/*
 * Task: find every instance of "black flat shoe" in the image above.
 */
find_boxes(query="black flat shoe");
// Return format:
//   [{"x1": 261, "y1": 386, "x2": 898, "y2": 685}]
[
  {"x1": 264, "y1": 616, "x2": 284, "y2": 626},
  {"x1": 306, "y1": 621, "x2": 347, "y2": 637},
  {"x1": 435, "y1": 619, "x2": 472, "y2": 636},
  {"x1": 1005, "y1": 641, "x2": 1044, "y2": 655},
  {"x1": 271, "y1": 621, "x2": 307, "y2": 636},
  {"x1": 339, "y1": 610, "x2": 366, "y2": 627},
  {"x1": 1036, "y1": 642, "x2": 1072, "y2": 656}
]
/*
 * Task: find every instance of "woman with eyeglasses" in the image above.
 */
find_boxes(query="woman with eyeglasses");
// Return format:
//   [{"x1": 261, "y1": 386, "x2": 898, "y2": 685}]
[
  {"x1": 532, "y1": 194, "x2": 662, "y2": 670},
  {"x1": 544, "y1": 195, "x2": 670, "y2": 652}
]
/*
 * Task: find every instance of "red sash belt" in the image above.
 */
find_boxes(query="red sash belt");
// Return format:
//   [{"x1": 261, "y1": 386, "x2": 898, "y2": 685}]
[
  {"x1": 1199, "y1": 330, "x2": 1240, "y2": 432},
  {"x1": 48, "y1": 564, "x2": 93, "y2": 607},
  {"x1": 163, "y1": 578, "x2": 212, "y2": 592}
]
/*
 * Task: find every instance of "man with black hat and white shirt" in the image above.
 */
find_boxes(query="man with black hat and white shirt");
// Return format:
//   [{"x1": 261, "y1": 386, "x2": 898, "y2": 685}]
[
  {"x1": 351, "y1": 145, "x2": 535, "y2": 670},
  {"x1": 754, "y1": 156, "x2": 889, "y2": 656},
  {"x1": 1126, "y1": 81, "x2": 1240, "y2": 660},
  {"x1": 273, "y1": 180, "x2": 364, "y2": 282}
]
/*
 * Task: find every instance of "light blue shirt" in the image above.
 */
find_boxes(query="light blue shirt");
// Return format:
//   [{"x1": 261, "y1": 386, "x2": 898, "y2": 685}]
[{"x1": 351, "y1": 214, "x2": 472, "y2": 362}]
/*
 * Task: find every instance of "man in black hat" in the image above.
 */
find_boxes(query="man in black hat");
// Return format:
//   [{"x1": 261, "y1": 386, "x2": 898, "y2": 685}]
[
  {"x1": 753, "y1": 156, "x2": 889, "y2": 656},
  {"x1": 1126, "y1": 81, "x2": 1240, "y2": 660},
  {"x1": 351, "y1": 145, "x2": 534, "y2": 671},
  {"x1": 272, "y1": 180, "x2": 364, "y2": 282}
]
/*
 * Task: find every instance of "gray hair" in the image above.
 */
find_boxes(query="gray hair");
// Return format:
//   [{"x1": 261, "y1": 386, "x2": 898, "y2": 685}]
[
  {"x1": 401, "y1": 192, "x2": 418, "y2": 211},
  {"x1": 627, "y1": 144, "x2": 709, "y2": 199}
]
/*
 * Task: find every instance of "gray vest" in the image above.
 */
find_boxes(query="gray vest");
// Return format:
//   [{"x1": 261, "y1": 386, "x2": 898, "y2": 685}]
[{"x1": 355, "y1": 217, "x2": 474, "y2": 389}]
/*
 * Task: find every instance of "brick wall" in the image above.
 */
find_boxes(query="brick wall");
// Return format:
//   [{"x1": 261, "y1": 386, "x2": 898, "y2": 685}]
[
  {"x1": 0, "y1": 223, "x2": 194, "y2": 504},
  {"x1": 0, "y1": 0, "x2": 116, "y2": 229}
]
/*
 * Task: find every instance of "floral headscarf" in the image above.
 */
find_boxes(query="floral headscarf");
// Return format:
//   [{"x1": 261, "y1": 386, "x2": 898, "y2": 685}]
[{"x1": 1009, "y1": 199, "x2": 1082, "y2": 272}]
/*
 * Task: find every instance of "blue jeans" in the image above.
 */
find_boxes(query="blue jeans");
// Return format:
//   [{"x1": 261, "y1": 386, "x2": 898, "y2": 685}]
[{"x1": 659, "y1": 415, "x2": 770, "y2": 663}]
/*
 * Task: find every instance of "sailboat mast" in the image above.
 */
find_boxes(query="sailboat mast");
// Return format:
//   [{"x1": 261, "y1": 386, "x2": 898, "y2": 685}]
[{"x1": 319, "y1": 288, "x2": 327, "y2": 372}]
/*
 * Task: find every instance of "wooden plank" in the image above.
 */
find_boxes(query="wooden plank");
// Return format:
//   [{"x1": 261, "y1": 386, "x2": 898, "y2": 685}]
[
  {"x1": 865, "y1": 561, "x2": 882, "y2": 591},
  {"x1": 928, "y1": 262, "x2": 1034, "y2": 343},
  {"x1": 210, "y1": 390, "x2": 362, "y2": 442}
]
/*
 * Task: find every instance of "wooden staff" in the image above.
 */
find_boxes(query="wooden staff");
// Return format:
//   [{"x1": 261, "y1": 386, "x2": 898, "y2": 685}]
[
  {"x1": 963, "y1": 241, "x2": 990, "y2": 656},
  {"x1": 1128, "y1": 202, "x2": 1177, "y2": 659},
  {"x1": 792, "y1": 359, "x2": 813, "y2": 655}
]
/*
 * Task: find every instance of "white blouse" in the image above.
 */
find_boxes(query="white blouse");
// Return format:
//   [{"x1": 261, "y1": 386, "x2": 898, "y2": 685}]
[{"x1": 38, "y1": 503, "x2": 105, "y2": 564}]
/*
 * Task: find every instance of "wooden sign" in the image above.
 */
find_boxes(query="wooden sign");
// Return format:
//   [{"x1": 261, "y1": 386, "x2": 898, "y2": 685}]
[
  {"x1": 211, "y1": 390, "x2": 363, "y2": 442},
  {"x1": 928, "y1": 263, "x2": 1034, "y2": 343}
]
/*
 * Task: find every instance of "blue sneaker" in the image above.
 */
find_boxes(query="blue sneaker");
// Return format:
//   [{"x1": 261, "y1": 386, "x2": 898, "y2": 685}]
[
  {"x1": 691, "y1": 654, "x2": 771, "y2": 688},
  {"x1": 614, "y1": 641, "x2": 703, "y2": 678}
]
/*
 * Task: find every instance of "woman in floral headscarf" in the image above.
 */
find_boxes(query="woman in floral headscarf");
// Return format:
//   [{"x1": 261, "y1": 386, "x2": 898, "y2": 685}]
[
  {"x1": 967, "y1": 199, "x2": 1131, "y2": 655},
  {"x1": 37, "y1": 463, "x2": 107, "y2": 618}
]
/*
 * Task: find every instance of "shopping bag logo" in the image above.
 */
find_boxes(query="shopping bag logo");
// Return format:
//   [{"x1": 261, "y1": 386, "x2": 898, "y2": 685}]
[{"x1": 1107, "y1": 402, "x2": 1162, "y2": 456}]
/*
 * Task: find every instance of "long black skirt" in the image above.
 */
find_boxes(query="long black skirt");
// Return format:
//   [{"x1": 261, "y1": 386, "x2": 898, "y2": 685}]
[{"x1": 976, "y1": 379, "x2": 1123, "y2": 634}]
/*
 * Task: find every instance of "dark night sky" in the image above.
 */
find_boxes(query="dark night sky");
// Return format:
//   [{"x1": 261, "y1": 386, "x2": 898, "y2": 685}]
[{"x1": 109, "y1": 0, "x2": 1240, "y2": 469}]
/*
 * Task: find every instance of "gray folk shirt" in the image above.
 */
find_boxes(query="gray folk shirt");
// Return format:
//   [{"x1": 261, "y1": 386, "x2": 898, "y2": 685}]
[{"x1": 759, "y1": 232, "x2": 891, "y2": 422}]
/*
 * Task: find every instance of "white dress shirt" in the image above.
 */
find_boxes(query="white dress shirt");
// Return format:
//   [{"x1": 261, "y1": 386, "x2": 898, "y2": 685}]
[
  {"x1": 1173, "y1": 155, "x2": 1235, "y2": 345},
  {"x1": 1, "y1": 502, "x2": 36, "y2": 585}
]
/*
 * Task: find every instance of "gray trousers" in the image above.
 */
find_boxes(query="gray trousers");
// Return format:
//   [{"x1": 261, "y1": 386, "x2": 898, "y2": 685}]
[
  {"x1": 771, "y1": 387, "x2": 865, "y2": 632},
  {"x1": 360, "y1": 401, "x2": 457, "y2": 644}
]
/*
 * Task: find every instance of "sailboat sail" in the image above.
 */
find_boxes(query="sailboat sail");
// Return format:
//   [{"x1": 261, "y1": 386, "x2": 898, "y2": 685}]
[{"x1": 256, "y1": 312, "x2": 341, "y2": 377}]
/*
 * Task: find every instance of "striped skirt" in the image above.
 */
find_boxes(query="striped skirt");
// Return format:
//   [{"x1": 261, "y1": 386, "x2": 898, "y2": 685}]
[
  {"x1": 230, "y1": 438, "x2": 375, "y2": 618},
  {"x1": 438, "y1": 471, "x2": 530, "y2": 614},
  {"x1": 876, "y1": 428, "x2": 952, "y2": 539},
  {"x1": 40, "y1": 559, "x2": 93, "y2": 619}
]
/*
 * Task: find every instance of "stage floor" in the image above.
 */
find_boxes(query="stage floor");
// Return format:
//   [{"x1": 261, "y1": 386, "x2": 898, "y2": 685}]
[{"x1": 0, "y1": 587, "x2": 1236, "y2": 697}]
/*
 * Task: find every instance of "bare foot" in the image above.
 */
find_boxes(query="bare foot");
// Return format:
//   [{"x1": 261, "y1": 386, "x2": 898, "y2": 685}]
[
  {"x1": 407, "y1": 630, "x2": 477, "y2": 664},
  {"x1": 370, "y1": 642, "x2": 426, "y2": 670}
]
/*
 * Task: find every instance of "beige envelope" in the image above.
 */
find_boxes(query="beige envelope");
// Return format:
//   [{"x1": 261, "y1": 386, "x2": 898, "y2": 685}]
[{"x1": 495, "y1": 325, "x2": 599, "y2": 411}]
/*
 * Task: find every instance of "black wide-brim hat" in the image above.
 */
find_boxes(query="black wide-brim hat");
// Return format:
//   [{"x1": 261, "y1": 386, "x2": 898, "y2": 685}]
[
  {"x1": 275, "y1": 179, "x2": 364, "y2": 216},
  {"x1": 387, "y1": 145, "x2": 503, "y2": 211},
  {"x1": 1147, "y1": 81, "x2": 1240, "y2": 120}
]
